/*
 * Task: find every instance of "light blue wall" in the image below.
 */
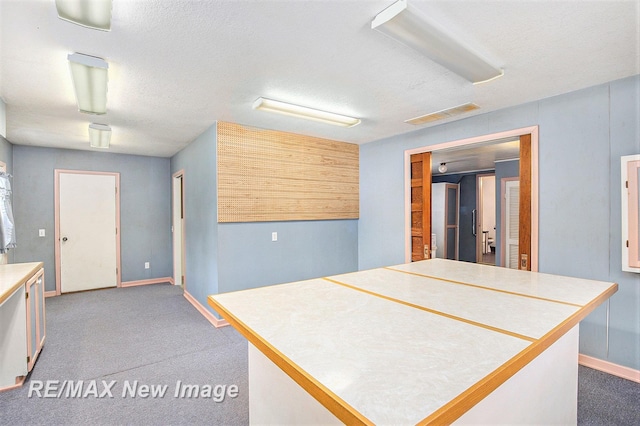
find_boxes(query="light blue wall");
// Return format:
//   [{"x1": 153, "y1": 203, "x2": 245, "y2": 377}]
[
  {"x1": 170, "y1": 123, "x2": 219, "y2": 313},
  {"x1": 170, "y1": 122, "x2": 359, "y2": 316},
  {"x1": 359, "y1": 75, "x2": 640, "y2": 370},
  {"x1": 218, "y1": 220, "x2": 358, "y2": 293},
  {"x1": 12, "y1": 146, "x2": 172, "y2": 291},
  {"x1": 0, "y1": 135, "x2": 11, "y2": 173}
]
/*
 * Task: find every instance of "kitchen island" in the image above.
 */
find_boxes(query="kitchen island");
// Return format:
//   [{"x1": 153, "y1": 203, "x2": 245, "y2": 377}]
[{"x1": 208, "y1": 259, "x2": 617, "y2": 424}]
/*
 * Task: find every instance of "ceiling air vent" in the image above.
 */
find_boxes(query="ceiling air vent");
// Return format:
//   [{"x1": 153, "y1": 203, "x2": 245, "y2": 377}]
[{"x1": 405, "y1": 103, "x2": 479, "y2": 125}]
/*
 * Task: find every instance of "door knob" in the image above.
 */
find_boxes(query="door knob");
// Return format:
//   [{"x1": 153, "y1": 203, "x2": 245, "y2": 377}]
[{"x1": 62, "y1": 237, "x2": 68, "y2": 242}]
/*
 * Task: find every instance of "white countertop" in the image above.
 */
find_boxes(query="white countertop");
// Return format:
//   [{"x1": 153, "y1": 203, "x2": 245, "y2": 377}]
[
  {"x1": 0, "y1": 262, "x2": 43, "y2": 305},
  {"x1": 208, "y1": 259, "x2": 617, "y2": 425}
]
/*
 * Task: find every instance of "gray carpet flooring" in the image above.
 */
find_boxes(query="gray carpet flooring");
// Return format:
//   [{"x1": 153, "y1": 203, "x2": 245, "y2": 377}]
[
  {"x1": 0, "y1": 284, "x2": 248, "y2": 425},
  {"x1": 1, "y1": 283, "x2": 638, "y2": 425}
]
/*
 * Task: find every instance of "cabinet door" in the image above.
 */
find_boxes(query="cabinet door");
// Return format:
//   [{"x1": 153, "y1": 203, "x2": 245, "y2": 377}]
[
  {"x1": 25, "y1": 268, "x2": 45, "y2": 372},
  {"x1": 36, "y1": 271, "x2": 45, "y2": 352}
]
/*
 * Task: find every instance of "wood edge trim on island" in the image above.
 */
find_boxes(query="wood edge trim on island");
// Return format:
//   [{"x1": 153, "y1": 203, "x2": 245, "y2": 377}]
[
  {"x1": 384, "y1": 266, "x2": 583, "y2": 308},
  {"x1": 578, "y1": 354, "x2": 640, "y2": 384},
  {"x1": 0, "y1": 263, "x2": 43, "y2": 305},
  {"x1": 184, "y1": 291, "x2": 229, "y2": 328},
  {"x1": 323, "y1": 277, "x2": 537, "y2": 342},
  {"x1": 207, "y1": 295, "x2": 373, "y2": 426},
  {"x1": 417, "y1": 282, "x2": 618, "y2": 425},
  {"x1": 120, "y1": 277, "x2": 172, "y2": 288}
]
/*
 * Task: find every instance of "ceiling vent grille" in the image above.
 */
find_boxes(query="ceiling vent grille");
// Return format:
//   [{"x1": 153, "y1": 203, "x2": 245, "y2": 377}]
[{"x1": 405, "y1": 103, "x2": 480, "y2": 125}]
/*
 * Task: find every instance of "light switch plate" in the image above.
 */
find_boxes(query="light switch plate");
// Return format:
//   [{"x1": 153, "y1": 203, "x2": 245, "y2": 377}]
[
  {"x1": 272, "y1": 232, "x2": 278, "y2": 242},
  {"x1": 39, "y1": 229, "x2": 45, "y2": 237}
]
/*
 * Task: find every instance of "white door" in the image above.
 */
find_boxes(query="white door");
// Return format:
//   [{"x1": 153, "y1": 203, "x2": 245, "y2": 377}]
[
  {"x1": 172, "y1": 173, "x2": 184, "y2": 287},
  {"x1": 504, "y1": 180, "x2": 520, "y2": 269},
  {"x1": 59, "y1": 172, "x2": 117, "y2": 293}
]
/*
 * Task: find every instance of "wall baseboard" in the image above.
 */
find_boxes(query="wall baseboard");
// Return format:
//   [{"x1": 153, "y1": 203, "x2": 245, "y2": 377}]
[
  {"x1": 120, "y1": 277, "x2": 172, "y2": 288},
  {"x1": 168, "y1": 277, "x2": 175, "y2": 285},
  {"x1": 183, "y1": 290, "x2": 229, "y2": 328},
  {"x1": 44, "y1": 290, "x2": 58, "y2": 298},
  {"x1": 579, "y1": 354, "x2": 640, "y2": 383}
]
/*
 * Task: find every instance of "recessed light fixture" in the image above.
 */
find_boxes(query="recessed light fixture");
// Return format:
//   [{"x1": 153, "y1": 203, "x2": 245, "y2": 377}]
[
  {"x1": 371, "y1": 0, "x2": 503, "y2": 84},
  {"x1": 55, "y1": 0, "x2": 113, "y2": 31},
  {"x1": 88, "y1": 123, "x2": 111, "y2": 148},
  {"x1": 438, "y1": 163, "x2": 447, "y2": 173},
  {"x1": 68, "y1": 53, "x2": 109, "y2": 115},
  {"x1": 252, "y1": 97, "x2": 361, "y2": 128}
]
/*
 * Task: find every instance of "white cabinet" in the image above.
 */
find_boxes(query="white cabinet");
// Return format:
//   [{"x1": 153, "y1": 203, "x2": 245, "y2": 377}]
[
  {"x1": 622, "y1": 155, "x2": 640, "y2": 273},
  {"x1": 0, "y1": 262, "x2": 45, "y2": 391}
]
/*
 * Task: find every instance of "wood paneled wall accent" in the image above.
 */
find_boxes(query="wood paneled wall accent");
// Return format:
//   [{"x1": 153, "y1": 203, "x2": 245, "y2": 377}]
[{"x1": 217, "y1": 122, "x2": 359, "y2": 223}]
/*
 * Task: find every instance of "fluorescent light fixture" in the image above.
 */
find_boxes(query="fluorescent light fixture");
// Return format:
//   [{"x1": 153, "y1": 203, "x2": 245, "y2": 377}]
[
  {"x1": 405, "y1": 102, "x2": 480, "y2": 125},
  {"x1": 55, "y1": 0, "x2": 112, "y2": 31},
  {"x1": 371, "y1": 0, "x2": 503, "y2": 84},
  {"x1": 68, "y1": 53, "x2": 109, "y2": 115},
  {"x1": 252, "y1": 97, "x2": 361, "y2": 128},
  {"x1": 88, "y1": 123, "x2": 111, "y2": 148}
]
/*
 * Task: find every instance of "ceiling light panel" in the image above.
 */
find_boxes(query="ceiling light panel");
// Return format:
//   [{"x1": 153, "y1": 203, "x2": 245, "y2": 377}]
[
  {"x1": 68, "y1": 53, "x2": 109, "y2": 115},
  {"x1": 55, "y1": 0, "x2": 112, "y2": 31},
  {"x1": 372, "y1": 0, "x2": 503, "y2": 84},
  {"x1": 88, "y1": 123, "x2": 111, "y2": 148},
  {"x1": 252, "y1": 98, "x2": 361, "y2": 128}
]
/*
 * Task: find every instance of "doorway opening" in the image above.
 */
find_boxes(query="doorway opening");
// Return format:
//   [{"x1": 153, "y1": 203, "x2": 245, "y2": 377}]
[
  {"x1": 405, "y1": 126, "x2": 538, "y2": 271},
  {"x1": 477, "y1": 174, "x2": 496, "y2": 265}
]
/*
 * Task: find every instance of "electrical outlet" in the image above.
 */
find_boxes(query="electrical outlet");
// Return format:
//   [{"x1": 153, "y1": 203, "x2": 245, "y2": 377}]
[
  {"x1": 38, "y1": 229, "x2": 45, "y2": 237},
  {"x1": 272, "y1": 232, "x2": 278, "y2": 242},
  {"x1": 144, "y1": 262, "x2": 150, "y2": 269}
]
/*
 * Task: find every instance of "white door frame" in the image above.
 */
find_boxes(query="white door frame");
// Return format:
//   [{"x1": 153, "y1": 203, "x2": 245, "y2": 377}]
[
  {"x1": 54, "y1": 169, "x2": 121, "y2": 295},
  {"x1": 172, "y1": 170, "x2": 185, "y2": 288}
]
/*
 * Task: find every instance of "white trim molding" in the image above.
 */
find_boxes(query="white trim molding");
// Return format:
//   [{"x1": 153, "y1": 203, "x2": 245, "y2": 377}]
[
  {"x1": 579, "y1": 354, "x2": 640, "y2": 383},
  {"x1": 183, "y1": 290, "x2": 229, "y2": 328}
]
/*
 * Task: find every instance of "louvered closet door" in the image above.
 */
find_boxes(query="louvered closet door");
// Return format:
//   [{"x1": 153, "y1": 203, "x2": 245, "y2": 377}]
[{"x1": 505, "y1": 180, "x2": 520, "y2": 269}]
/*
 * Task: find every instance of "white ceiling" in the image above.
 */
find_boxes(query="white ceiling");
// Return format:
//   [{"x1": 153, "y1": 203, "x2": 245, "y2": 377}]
[
  {"x1": 0, "y1": 0, "x2": 638, "y2": 158},
  {"x1": 431, "y1": 138, "x2": 520, "y2": 176}
]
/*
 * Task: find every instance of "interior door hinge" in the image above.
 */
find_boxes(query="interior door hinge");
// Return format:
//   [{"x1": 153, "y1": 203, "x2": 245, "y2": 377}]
[
  {"x1": 25, "y1": 291, "x2": 29, "y2": 300},
  {"x1": 27, "y1": 356, "x2": 30, "y2": 363},
  {"x1": 181, "y1": 276, "x2": 185, "y2": 285},
  {"x1": 626, "y1": 180, "x2": 628, "y2": 188},
  {"x1": 116, "y1": 268, "x2": 118, "y2": 275},
  {"x1": 627, "y1": 240, "x2": 629, "y2": 248}
]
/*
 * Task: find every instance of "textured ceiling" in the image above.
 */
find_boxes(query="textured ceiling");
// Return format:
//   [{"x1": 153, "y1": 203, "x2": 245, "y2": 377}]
[{"x1": 0, "y1": 0, "x2": 638, "y2": 157}]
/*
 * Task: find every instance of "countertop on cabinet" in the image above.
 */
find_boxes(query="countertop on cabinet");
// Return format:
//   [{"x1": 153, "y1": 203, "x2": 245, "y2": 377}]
[{"x1": 0, "y1": 262, "x2": 44, "y2": 304}]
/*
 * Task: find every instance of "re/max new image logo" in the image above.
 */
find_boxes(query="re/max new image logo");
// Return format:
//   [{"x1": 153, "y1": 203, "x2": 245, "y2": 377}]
[{"x1": 28, "y1": 380, "x2": 239, "y2": 402}]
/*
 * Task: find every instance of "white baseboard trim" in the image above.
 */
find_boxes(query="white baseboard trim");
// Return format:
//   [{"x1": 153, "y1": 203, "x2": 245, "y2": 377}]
[
  {"x1": 168, "y1": 277, "x2": 175, "y2": 285},
  {"x1": 44, "y1": 290, "x2": 58, "y2": 298},
  {"x1": 579, "y1": 354, "x2": 640, "y2": 383},
  {"x1": 183, "y1": 290, "x2": 229, "y2": 328},
  {"x1": 120, "y1": 277, "x2": 172, "y2": 288}
]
